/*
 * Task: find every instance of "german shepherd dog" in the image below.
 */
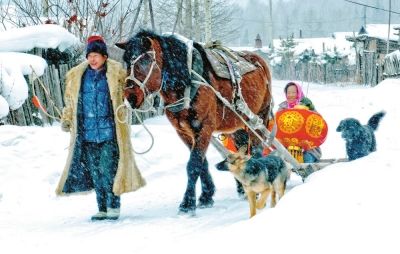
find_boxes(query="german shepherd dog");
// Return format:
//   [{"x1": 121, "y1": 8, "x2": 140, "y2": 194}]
[
  {"x1": 336, "y1": 111, "x2": 385, "y2": 161},
  {"x1": 216, "y1": 148, "x2": 290, "y2": 218}
]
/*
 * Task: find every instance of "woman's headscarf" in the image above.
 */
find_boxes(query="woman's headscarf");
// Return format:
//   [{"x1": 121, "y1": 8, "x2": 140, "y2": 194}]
[{"x1": 284, "y1": 81, "x2": 304, "y2": 109}]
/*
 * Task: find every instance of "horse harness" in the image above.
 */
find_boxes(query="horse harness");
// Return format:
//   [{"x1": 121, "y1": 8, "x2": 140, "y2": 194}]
[
  {"x1": 122, "y1": 36, "x2": 300, "y2": 170},
  {"x1": 124, "y1": 38, "x2": 262, "y2": 119},
  {"x1": 125, "y1": 49, "x2": 159, "y2": 97},
  {"x1": 165, "y1": 39, "x2": 257, "y2": 113}
]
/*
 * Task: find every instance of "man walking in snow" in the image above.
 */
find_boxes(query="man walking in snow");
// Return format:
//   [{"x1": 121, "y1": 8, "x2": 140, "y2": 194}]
[{"x1": 56, "y1": 35, "x2": 146, "y2": 221}]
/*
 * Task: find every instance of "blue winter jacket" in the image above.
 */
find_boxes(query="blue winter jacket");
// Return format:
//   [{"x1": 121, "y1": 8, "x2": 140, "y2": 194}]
[{"x1": 78, "y1": 66, "x2": 115, "y2": 143}]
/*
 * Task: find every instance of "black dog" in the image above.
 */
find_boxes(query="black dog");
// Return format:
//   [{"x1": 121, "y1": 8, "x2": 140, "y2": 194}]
[{"x1": 336, "y1": 111, "x2": 385, "y2": 161}]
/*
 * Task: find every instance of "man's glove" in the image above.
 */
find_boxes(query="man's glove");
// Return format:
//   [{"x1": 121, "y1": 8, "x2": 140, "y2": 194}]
[
  {"x1": 300, "y1": 97, "x2": 315, "y2": 110},
  {"x1": 61, "y1": 120, "x2": 71, "y2": 132}
]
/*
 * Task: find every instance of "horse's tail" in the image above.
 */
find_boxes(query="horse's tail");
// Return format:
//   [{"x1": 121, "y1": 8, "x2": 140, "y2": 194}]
[
  {"x1": 255, "y1": 54, "x2": 273, "y2": 115},
  {"x1": 241, "y1": 52, "x2": 273, "y2": 128},
  {"x1": 260, "y1": 58, "x2": 272, "y2": 88}
]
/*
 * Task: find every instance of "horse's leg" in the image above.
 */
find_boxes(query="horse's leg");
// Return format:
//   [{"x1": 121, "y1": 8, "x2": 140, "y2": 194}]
[
  {"x1": 194, "y1": 118, "x2": 216, "y2": 209},
  {"x1": 180, "y1": 137, "x2": 215, "y2": 210},
  {"x1": 178, "y1": 153, "x2": 215, "y2": 212},
  {"x1": 197, "y1": 157, "x2": 216, "y2": 208},
  {"x1": 168, "y1": 127, "x2": 198, "y2": 214},
  {"x1": 179, "y1": 147, "x2": 203, "y2": 214},
  {"x1": 178, "y1": 120, "x2": 216, "y2": 210},
  {"x1": 174, "y1": 128, "x2": 215, "y2": 213}
]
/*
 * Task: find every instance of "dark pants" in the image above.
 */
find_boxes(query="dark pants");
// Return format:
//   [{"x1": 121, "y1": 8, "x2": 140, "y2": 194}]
[{"x1": 82, "y1": 140, "x2": 120, "y2": 212}]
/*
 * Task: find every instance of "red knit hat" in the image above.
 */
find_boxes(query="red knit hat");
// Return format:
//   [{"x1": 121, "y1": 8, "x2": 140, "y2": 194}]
[
  {"x1": 87, "y1": 35, "x2": 105, "y2": 44},
  {"x1": 86, "y1": 35, "x2": 108, "y2": 58}
]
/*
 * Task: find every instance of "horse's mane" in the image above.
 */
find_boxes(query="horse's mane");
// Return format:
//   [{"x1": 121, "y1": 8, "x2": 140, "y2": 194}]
[
  {"x1": 192, "y1": 42, "x2": 212, "y2": 84},
  {"x1": 133, "y1": 30, "x2": 191, "y2": 91}
]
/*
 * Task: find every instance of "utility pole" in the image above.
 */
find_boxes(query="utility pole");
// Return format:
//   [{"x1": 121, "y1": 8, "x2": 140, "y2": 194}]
[
  {"x1": 387, "y1": 0, "x2": 391, "y2": 54},
  {"x1": 363, "y1": 6, "x2": 366, "y2": 28}
]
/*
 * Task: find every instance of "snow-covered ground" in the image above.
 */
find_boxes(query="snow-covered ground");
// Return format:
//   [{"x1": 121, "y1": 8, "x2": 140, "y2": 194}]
[{"x1": 1, "y1": 79, "x2": 399, "y2": 254}]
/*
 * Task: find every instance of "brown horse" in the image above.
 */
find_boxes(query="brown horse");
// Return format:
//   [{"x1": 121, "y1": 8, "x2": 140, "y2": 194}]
[{"x1": 116, "y1": 30, "x2": 272, "y2": 215}]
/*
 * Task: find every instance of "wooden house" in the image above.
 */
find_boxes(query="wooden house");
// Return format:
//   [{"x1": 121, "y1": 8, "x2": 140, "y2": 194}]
[{"x1": 346, "y1": 24, "x2": 400, "y2": 85}]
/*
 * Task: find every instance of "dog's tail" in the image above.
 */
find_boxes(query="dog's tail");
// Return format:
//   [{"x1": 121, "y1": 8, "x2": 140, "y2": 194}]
[{"x1": 367, "y1": 111, "x2": 386, "y2": 131}]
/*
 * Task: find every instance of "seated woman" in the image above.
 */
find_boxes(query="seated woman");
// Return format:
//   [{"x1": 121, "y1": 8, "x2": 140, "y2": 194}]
[{"x1": 277, "y1": 81, "x2": 322, "y2": 163}]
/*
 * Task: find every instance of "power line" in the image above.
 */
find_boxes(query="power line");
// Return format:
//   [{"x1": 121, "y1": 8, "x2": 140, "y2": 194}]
[
  {"x1": 232, "y1": 17, "x2": 364, "y2": 25},
  {"x1": 344, "y1": 0, "x2": 400, "y2": 15}
]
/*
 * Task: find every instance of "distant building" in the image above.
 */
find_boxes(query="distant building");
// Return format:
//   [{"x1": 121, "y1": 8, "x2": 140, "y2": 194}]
[
  {"x1": 346, "y1": 24, "x2": 399, "y2": 56},
  {"x1": 346, "y1": 24, "x2": 400, "y2": 85}
]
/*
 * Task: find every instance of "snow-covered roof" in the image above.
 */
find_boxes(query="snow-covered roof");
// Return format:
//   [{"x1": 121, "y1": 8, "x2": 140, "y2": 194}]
[
  {"x1": 347, "y1": 24, "x2": 400, "y2": 42},
  {"x1": 0, "y1": 24, "x2": 80, "y2": 118},
  {"x1": 273, "y1": 36, "x2": 353, "y2": 56},
  {"x1": 364, "y1": 24, "x2": 400, "y2": 41},
  {"x1": 0, "y1": 24, "x2": 80, "y2": 52}
]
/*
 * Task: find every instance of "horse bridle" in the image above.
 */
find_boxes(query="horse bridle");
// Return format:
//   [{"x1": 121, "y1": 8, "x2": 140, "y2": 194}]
[{"x1": 125, "y1": 50, "x2": 158, "y2": 96}]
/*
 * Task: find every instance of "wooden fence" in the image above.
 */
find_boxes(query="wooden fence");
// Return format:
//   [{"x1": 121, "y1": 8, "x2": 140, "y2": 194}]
[
  {"x1": 7, "y1": 46, "x2": 397, "y2": 126},
  {"x1": 6, "y1": 64, "x2": 71, "y2": 126},
  {"x1": 272, "y1": 61, "x2": 356, "y2": 85}
]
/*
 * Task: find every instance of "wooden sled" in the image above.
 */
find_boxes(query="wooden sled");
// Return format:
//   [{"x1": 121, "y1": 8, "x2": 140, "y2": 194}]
[{"x1": 212, "y1": 108, "x2": 347, "y2": 181}]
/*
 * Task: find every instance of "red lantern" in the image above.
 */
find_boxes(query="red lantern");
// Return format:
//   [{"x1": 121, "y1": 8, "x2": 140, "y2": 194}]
[{"x1": 275, "y1": 108, "x2": 328, "y2": 150}]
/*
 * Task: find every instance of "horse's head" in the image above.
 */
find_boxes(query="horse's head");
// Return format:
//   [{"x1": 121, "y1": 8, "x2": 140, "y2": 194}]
[{"x1": 116, "y1": 33, "x2": 162, "y2": 109}]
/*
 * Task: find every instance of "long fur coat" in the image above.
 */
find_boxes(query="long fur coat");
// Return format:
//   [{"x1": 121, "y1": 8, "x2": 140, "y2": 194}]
[{"x1": 56, "y1": 59, "x2": 146, "y2": 196}]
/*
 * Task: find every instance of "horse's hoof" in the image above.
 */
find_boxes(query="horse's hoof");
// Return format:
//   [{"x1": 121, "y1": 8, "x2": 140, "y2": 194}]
[
  {"x1": 197, "y1": 197, "x2": 214, "y2": 209},
  {"x1": 177, "y1": 209, "x2": 196, "y2": 217},
  {"x1": 197, "y1": 201, "x2": 214, "y2": 209},
  {"x1": 179, "y1": 198, "x2": 196, "y2": 214}
]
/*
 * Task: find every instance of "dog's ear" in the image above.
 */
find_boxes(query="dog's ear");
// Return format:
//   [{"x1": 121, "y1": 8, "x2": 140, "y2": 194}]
[
  {"x1": 237, "y1": 145, "x2": 248, "y2": 156},
  {"x1": 336, "y1": 121, "x2": 343, "y2": 132},
  {"x1": 227, "y1": 153, "x2": 236, "y2": 163},
  {"x1": 215, "y1": 159, "x2": 229, "y2": 171}
]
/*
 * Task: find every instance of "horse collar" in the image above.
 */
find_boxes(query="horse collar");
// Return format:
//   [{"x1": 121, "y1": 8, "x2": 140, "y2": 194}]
[{"x1": 161, "y1": 70, "x2": 200, "y2": 113}]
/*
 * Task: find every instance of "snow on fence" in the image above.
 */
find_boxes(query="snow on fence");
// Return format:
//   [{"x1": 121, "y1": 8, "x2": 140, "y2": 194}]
[{"x1": 383, "y1": 50, "x2": 400, "y2": 78}]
